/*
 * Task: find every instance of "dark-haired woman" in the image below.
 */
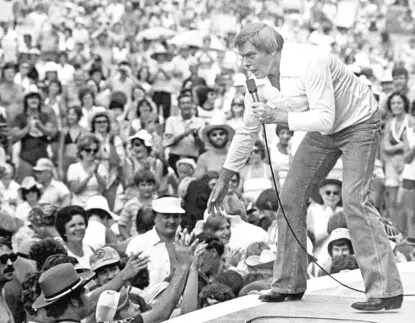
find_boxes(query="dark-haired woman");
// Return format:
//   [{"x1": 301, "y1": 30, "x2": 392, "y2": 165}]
[
  {"x1": 55, "y1": 205, "x2": 93, "y2": 268},
  {"x1": 90, "y1": 109, "x2": 125, "y2": 210},
  {"x1": 11, "y1": 89, "x2": 57, "y2": 183},
  {"x1": 58, "y1": 106, "x2": 87, "y2": 179},
  {"x1": 382, "y1": 92, "x2": 415, "y2": 224}
]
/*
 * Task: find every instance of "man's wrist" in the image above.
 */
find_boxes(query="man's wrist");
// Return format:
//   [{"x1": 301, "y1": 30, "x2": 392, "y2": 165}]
[{"x1": 219, "y1": 168, "x2": 236, "y2": 182}]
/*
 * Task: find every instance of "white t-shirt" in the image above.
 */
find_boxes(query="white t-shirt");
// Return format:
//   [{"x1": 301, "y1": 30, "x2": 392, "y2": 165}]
[
  {"x1": 67, "y1": 162, "x2": 107, "y2": 208},
  {"x1": 66, "y1": 244, "x2": 94, "y2": 269}
]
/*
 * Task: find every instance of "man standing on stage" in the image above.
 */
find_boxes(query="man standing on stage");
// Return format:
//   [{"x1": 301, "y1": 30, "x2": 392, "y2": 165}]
[{"x1": 207, "y1": 23, "x2": 403, "y2": 311}]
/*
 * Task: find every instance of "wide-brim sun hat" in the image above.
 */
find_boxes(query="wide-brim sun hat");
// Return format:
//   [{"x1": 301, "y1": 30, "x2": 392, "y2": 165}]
[
  {"x1": 20, "y1": 176, "x2": 42, "y2": 190},
  {"x1": 150, "y1": 44, "x2": 173, "y2": 61},
  {"x1": 32, "y1": 263, "x2": 95, "y2": 309},
  {"x1": 85, "y1": 195, "x2": 119, "y2": 221}
]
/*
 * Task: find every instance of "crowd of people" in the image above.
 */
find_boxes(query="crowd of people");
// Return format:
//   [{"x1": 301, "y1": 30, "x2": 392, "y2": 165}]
[{"x1": 0, "y1": 0, "x2": 415, "y2": 322}]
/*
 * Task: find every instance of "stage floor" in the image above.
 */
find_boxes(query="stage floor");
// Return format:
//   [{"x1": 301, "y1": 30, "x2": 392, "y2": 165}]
[{"x1": 167, "y1": 262, "x2": 415, "y2": 323}]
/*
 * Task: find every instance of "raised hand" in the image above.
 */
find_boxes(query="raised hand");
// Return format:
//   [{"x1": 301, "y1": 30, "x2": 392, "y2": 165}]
[
  {"x1": 207, "y1": 178, "x2": 229, "y2": 217},
  {"x1": 192, "y1": 242, "x2": 208, "y2": 270},
  {"x1": 174, "y1": 228, "x2": 200, "y2": 269},
  {"x1": 122, "y1": 251, "x2": 150, "y2": 281}
]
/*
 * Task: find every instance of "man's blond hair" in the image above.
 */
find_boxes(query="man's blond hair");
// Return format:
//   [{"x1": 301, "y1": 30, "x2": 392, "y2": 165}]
[{"x1": 234, "y1": 22, "x2": 284, "y2": 54}]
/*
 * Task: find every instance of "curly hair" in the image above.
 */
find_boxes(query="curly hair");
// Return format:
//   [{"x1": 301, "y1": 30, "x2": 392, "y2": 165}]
[
  {"x1": 78, "y1": 87, "x2": 95, "y2": 105},
  {"x1": 214, "y1": 270, "x2": 244, "y2": 296},
  {"x1": 41, "y1": 253, "x2": 79, "y2": 272},
  {"x1": 198, "y1": 283, "x2": 235, "y2": 308},
  {"x1": 55, "y1": 205, "x2": 88, "y2": 242},
  {"x1": 29, "y1": 238, "x2": 68, "y2": 271},
  {"x1": 21, "y1": 272, "x2": 42, "y2": 317},
  {"x1": 129, "y1": 267, "x2": 150, "y2": 291}
]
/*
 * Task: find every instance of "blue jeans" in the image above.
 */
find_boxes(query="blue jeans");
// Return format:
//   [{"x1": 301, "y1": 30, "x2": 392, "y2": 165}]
[{"x1": 272, "y1": 110, "x2": 403, "y2": 298}]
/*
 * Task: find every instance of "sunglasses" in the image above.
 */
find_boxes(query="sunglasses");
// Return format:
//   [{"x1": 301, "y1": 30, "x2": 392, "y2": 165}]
[
  {"x1": 232, "y1": 102, "x2": 244, "y2": 106},
  {"x1": 0, "y1": 253, "x2": 18, "y2": 265},
  {"x1": 209, "y1": 131, "x2": 225, "y2": 138},
  {"x1": 251, "y1": 149, "x2": 261, "y2": 154},
  {"x1": 84, "y1": 148, "x2": 99, "y2": 154},
  {"x1": 325, "y1": 190, "x2": 340, "y2": 196},
  {"x1": 133, "y1": 141, "x2": 143, "y2": 147},
  {"x1": 95, "y1": 119, "x2": 108, "y2": 124}
]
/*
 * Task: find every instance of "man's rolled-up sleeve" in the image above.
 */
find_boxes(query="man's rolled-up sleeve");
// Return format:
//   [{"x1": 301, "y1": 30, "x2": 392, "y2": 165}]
[
  {"x1": 288, "y1": 52, "x2": 336, "y2": 134},
  {"x1": 223, "y1": 95, "x2": 261, "y2": 173}
]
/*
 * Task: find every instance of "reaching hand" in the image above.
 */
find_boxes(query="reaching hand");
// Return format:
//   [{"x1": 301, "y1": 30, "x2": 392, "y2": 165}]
[
  {"x1": 174, "y1": 228, "x2": 200, "y2": 269},
  {"x1": 207, "y1": 177, "x2": 229, "y2": 217},
  {"x1": 192, "y1": 242, "x2": 208, "y2": 270},
  {"x1": 226, "y1": 248, "x2": 244, "y2": 267},
  {"x1": 122, "y1": 251, "x2": 150, "y2": 281}
]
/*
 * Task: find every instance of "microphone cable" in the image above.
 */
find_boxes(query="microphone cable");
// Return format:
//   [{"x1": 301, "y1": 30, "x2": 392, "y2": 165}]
[{"x1": 261, "y1": 123, "x2": 365, "y2": 294}]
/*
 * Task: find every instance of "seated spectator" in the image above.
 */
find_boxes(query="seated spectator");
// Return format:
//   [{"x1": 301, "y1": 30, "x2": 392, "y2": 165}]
[
  {"x1": 33, "y1": 158, "x2": 71, "y2": 207},
  {"x1": 21, "y1": 272, "x2": 49, "y2": 323},
  {"x1": 41, "y1": 253, "x2": 79, "y2": 272},
  {"x1": 15, "y1": 176, "x2": 42, "y2": 223},
  {"x1": 214, "y1": 270, "x2": 244, "y2": 297},
  {"x1": 310, "y1": 228, "x2": 355, "y2": 278},
  {"x1": 119, "y1": 169, "x2": 157, "y2": 239},
  {"x1": 83, "y1": 195, "x2": 119, "y2": 250},
  {"x1": 255, "y1": 188, "x2": 280, "y2": 238},
  {"x1": 0, "y1": 162, "x2": 20, "y2": 210}
]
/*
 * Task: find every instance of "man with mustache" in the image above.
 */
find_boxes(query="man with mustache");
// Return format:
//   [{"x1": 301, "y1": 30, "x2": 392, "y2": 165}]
[{"x1": 0, "y1": 237, "x2": 17, "y2": 323}]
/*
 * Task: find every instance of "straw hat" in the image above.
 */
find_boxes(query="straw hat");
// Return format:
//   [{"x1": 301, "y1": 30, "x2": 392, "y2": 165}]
[{"x1": 33, "y1": 263, "x2": 95, "y2": 309}]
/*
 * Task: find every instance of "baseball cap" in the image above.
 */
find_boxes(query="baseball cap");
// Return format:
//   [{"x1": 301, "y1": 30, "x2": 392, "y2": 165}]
[{"x1": 90, "y1": 247, "x2": 121, "y2": 272}]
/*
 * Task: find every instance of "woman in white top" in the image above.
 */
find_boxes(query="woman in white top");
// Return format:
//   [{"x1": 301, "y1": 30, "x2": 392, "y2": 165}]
[
  {"x1": 226, "y1": 94, "x2": 245, "y2": 131},
  {"x1": 78, "y1": 87, "x2": 101, "y2": 129},
  {"x1": 90, "y1": 109, "x2": 125, "y2": 210},
  {"x1": 382, "y1": 93, "x2": 415, "y2": 223},
  {"x1": 270, "y1": 124, "x2": 293, "y2": 188},
  {"x1": 55, "y1": 205, "x2": 94, "y2": 269},
  {"x1": 67, "y1": 134, "x2": 107, "y2": 208},
  {"x1": 402, "y1": 119, "x2": 415, "y2": 237},
  {"x1": 240, "y1": 140, "x2": 279, "y2": 204}
]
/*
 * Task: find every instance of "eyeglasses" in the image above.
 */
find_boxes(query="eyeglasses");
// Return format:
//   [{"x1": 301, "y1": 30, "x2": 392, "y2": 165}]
[
  {"x1": 84, "y1": 148, "x2": 99, "y2": 154},
  {"x1": 209, "y1": 131, "x2": 225, "y2": 138},
  {"x1": 325, "y1": 190, "x2": 340, "y2": 196},
  {"x1": 95, "y1": 119, "x2": 108, "y2": 124},
  {"x1": 0, "y1": 253, "x2": 18, "y2": 265}
]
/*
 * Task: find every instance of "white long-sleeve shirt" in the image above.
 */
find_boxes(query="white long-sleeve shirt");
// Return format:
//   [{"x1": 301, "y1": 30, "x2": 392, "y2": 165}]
[{"x1": 224, "y1": 43, "x2": 378, "y2": 172}]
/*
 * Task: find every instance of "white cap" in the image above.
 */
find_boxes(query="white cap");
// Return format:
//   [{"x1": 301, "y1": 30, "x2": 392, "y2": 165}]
[{"x1": 152, "y1": 197, "x2": 185, "y2": 214}]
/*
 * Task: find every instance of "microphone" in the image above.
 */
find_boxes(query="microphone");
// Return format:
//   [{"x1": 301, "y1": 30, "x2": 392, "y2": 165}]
[{"x1": 246, "y1": 79, "x2": 260, "y2": 102}]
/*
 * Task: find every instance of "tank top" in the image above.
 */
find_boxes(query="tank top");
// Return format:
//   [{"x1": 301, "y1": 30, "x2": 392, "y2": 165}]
[
  {"x1": 242, "y1": 163, "x2": 273, "y2": 203},
  {"x1": 270, "y1": 146, "x2": 290, "y2": 187}
]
